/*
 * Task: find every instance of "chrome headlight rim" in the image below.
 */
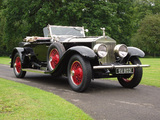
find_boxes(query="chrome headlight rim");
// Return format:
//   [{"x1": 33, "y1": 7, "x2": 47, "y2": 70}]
[
  {"x1": 114, "y1": 44, "x2": 128, "y2": 58},
  {"x1": 93, "y1": 44, "x2": 108, "y2": 58}
]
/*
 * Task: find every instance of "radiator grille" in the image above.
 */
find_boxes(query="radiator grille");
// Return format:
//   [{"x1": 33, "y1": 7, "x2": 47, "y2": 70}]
[
  {"x1": 96, "y1": 42, "x2": 116, "y2": 64},
  {"x1": 91, "y1": 36, "x2": 116, "y2": 64}
]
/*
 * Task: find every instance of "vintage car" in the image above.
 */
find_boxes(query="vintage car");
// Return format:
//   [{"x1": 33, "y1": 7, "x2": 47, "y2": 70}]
[{"x1": 10, "y1": 25, "x2": 149, "y2": 92}]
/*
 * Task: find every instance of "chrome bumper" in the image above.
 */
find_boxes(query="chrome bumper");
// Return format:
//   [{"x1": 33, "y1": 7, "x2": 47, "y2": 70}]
[{"x1": 93, "y1": 64, "x2": 150, "y2": 70}]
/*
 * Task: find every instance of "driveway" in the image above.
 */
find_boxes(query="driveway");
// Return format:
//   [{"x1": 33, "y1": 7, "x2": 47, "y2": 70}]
[{"x1": 0, "y1": 64, "x2": 160, "y2": 120}]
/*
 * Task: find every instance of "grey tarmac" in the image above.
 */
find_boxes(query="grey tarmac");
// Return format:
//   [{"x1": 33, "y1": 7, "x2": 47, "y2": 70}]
[{"x1": 0, "y1": 64, "x2": 160, "y2": 120}]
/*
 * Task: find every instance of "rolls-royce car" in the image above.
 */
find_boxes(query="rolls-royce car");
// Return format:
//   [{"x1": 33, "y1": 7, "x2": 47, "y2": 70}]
[{"x1": 10, "y1": 25, "x2": 149, "y2": 92}]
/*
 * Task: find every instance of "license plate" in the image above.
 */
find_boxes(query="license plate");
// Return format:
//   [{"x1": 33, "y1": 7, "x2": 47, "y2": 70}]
[{"x1": 116, "y1": 68, "x2": 134, "y2": 74}]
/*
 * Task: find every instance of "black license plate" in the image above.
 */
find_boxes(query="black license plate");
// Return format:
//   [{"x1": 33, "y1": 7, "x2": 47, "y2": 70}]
[{"x1": 116, "y1": 68, "x2": 134, "y2": 74}]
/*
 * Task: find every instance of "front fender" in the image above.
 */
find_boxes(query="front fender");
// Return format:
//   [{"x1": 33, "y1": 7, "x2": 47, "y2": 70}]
[
  {"x1": 128, "y1": 47, "x2": 145, "y2": 58},
  {"x1": 121, "y1": 47, "x2": 145, "y2": 63},
  {"x1": 66, "y1": 46, "x2": 97, "y2": 59},
  {"x1": 61, "y1": 46, "x2": 98, "y2": 66},
  {"x1": 10, "y1": 47, "x2": 24, "y2": 68}
]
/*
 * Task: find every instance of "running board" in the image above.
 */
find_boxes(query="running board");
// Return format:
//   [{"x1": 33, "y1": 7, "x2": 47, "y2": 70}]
[{"x1": 22, "y1": 68, "x2": 48, "y2": 74}]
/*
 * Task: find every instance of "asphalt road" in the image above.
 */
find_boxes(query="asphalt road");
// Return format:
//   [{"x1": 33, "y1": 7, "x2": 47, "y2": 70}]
[{"x1": 0, "y1": 64, "x2": 160, "y2": 120}]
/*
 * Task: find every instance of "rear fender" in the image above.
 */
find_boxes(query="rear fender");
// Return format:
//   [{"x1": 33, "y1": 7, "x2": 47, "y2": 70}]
[
  {"x1": 11, "y1": 47, "x2": 34, "y2": 68},
  {"x1": 10, "y1": 47, "x2": 24, "y2": 67}
]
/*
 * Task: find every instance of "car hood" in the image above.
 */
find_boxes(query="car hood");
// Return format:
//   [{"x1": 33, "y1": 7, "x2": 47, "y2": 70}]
[{"x1": 61, "y1": 36, "x2": 116, "y2": 44}]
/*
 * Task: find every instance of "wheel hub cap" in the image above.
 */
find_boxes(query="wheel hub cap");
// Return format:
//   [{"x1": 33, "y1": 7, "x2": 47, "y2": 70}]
[
  {"x1": 15, "y1": 57, "x2": 21, "y2": 74},
  {"x1": 49, "y1": 49, "x2": 60, "y2": 70},
  {"x1": 71, "y1": 61, "x2": 83, "y2": 86}
]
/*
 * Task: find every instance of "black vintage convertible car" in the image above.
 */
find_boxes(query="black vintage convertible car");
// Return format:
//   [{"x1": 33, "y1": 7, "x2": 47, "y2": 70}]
[{"x1": 10, "y1": 25, "x2": 149, "y2": 92}]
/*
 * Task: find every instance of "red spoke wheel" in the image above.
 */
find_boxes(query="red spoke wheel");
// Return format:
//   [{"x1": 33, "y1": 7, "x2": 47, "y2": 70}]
[
  {"x1": 47, "y1": 43, "x2": 65, "y2": 74},
  {"x1": 49, "y1": 48, "x2": 60, "y2": 70},
  {"x1": 71, "y1": 61, "x2": 83, "y2": 86},
  {"x1": 15, "y1": 56, "x2": 21, "y2": 73},
  {"x1": 67, "y1": 54, "x2": 92, "y2": 92},
  {"x1": 122, "y1": 69, "x2": 135, "y2": 83},
  {"x1": 13, "y1": 53, "x2": 26, "y2": 78},
  {"x1": 117, "y1": 57, "x2": 143, "y2": 88}
]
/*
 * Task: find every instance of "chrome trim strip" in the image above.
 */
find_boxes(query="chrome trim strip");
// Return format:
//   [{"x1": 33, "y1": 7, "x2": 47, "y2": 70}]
[{"x1": 93, "y1": 64, "x2": 150, "y2": 69}]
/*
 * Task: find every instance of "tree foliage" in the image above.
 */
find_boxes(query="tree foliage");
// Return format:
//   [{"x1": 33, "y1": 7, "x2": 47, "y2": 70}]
[
  {"x1": 132, "y1": 0, "x2": 160, "y2": 31},
  {"x1": 131, "y1": 14, "x2": 160, "y2": 57},
  {"x1": 0, "y1": 0, "x2": 159, "y2": 56},
  {"x1": 131, "y1": 0, "x2": 160, "y2": 56}
]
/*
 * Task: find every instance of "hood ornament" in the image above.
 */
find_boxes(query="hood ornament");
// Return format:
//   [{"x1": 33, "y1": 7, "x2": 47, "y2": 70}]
[{"x1": 101, "y1": 28, "x2": 105, "y2": 37}]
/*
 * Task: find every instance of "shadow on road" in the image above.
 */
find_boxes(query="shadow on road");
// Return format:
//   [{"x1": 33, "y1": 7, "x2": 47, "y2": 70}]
[{"x1": 21, "y1": 73, "x2": 128, "y2": 93}]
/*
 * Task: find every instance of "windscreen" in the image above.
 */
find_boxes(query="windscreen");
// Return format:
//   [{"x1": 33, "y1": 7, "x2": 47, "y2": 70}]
[{"x1": 50, "y1": 26, "x2": 85, "y2": 37}]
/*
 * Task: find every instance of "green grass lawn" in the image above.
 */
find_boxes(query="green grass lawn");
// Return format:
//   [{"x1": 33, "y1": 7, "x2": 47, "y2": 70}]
[
  {"x1": 140, "y1": 58, "x2": 160, "y2": 87},
  {"x1": 0, "y1": 78, "x2": 92, "y2": 120},
  {"x1": 0, "y1": 56, "x2": 10, "y2": 65}
]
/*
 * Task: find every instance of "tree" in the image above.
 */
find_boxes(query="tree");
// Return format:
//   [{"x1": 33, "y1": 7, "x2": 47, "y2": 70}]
[
  {"x1": 57, "y1": 0, "x2": 135, "y2": 45},
  {"x1": 1, "y1": 0, "x2": 64, "y2": 54},
  {"x1": 108, "y1": 0, "x2": 135, "y2": 45},
  {"x1": 132, "y1": 0, "x2": 160, "y2": 31},
  {"x1": 2, "y1": 0, "x2": 153, "y2": 55},
  {"x1": 131, "y1": 14, "x2": 160, "y2": 57},
  {"x1": 0, "y1": 0, "x2": 7, "y2": 55}
]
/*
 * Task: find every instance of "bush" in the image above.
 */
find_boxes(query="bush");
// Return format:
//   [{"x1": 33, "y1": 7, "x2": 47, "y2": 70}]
[{"x1": 131, "y1": 14, "x2": 160, "y2": 57}]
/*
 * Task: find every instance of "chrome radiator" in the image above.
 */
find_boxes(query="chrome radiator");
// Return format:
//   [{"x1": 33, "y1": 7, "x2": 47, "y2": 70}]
[
  {"x1": 92, "y1": 36, "x2": 116, "y2": 64},
  {"x1": 99, "y1": 42, "x2": 116, "y2": 64}
]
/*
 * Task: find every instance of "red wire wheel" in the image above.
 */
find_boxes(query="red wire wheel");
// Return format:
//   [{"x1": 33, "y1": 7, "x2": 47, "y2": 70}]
[
  {"x1": 122, "y1": 69, "x2": 135, "y2": 83},
  {"x1": 67, "y1": 54, "x2": 92, "y2": 92},
  {"x1": 47, "y1": 43, "x2": 65, "y2": 73},
  {"x1": 14, "y1": 56, "x2": 21, "y2": 74},
  {"x1": 13, "y1": 53, "x2": 26, "y2": 78},
  {"x1": 117, "y1": 57, "x2": 142, "y2": 88},
  {"x1": 49, "y1": 48, "x2": 60, "y2": 70},
  {"x1": 70, "y1": 61, "x2": 83, "y2": 86}
]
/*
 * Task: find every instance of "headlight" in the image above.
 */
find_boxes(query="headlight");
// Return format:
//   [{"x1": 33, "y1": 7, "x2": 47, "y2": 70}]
[
  {"x1": 114, "y1": 44, "x2": 128, "y2": 58},
  {"x1": 93, "y1": 44, "x2": 108, "y2": 58}
]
